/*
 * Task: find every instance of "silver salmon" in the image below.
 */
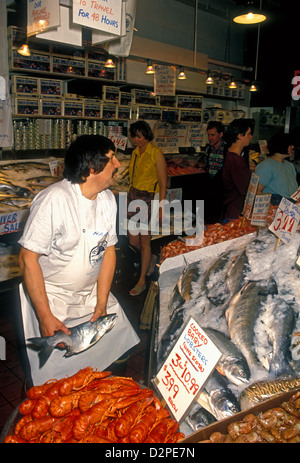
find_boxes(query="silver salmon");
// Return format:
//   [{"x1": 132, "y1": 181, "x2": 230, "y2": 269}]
[
  {"x1": 198, "y1": 371, "x2": 240, "y2": 420},
  {"x1": 266, "y1": 297, "x2": 295, "y2": 376},
  {"x1": 225, "y1": 279, "x2": 277, "y2": 372},
  {"x1": 27, "y1": 314, "x2": 118, "y2": 367},
  {"x1": 204, "y1": 327, "x2": 250, "y2": 386}
]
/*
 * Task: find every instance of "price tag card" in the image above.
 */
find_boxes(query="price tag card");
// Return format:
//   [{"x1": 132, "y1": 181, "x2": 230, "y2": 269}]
[
  {"x1": 109, "y1": 134, "x2": 127, "y2": 151},
  {"x1": 250, "y1": 193, "x2": 271, "y2": 227},
  {"x1": 269, "y1": 197, "x2": 300, "y2": 244},
  {"x1": 154, "y1": 316, "x2": 221, "y2": 422},
  {"x1": 242, "y1": 172, "x2": 259, "y2": 219},
  {"x1": 290, "y1": 187, "x2": 300, "y2": 202}
]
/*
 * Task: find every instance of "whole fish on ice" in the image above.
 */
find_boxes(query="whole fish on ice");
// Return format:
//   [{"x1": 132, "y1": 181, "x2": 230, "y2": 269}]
[
  {"x1": 27, "y1": 314, "x2": 117, "y2": 368},
  {"x1": 186, "y1": 403, "x2": 216, "y2": 431},
  {"x1": 225, "y1": 278, "x2": 277, "y2": 373},
  {"x1": 201, "y1": 251, "x2": 236, "y2": 305},
  {"x1": 198, "y1": 370, "x2": 240, "y2": 420},
  {"x1": 203, "y1": 327, "x2": 250, "y2": 386},
  {"x1": 178, "y1": 261, "x2": 201, "y2": 301},
  {"x1": 265, "y1": 296, "x2": 295, "y2": 376}
]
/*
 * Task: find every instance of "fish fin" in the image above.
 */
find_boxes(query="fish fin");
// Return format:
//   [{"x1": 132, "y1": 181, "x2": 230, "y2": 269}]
[{"x1": 38, "y1": 345, "x2": 55, "y2": 368}]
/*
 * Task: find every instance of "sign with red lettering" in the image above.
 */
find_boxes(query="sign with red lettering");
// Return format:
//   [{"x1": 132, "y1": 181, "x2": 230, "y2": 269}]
[
  {"x1": 27, "y1": 0, "x2": 60, "y2": 37},
  {"x1": 242, "y1": 172, "x2": 259, "y2": 220},
  {"x1": 72, "y1": 0, "x2": 122, "y2": 36},
  {"x1": 250, "y1": 193, "x2": 271, "y2": 227},
  {"x1": 108, "y1": 134, "x2": 127, "y2": 151},
  {"x1": 154, "y1": 317, "x2": 221, "y2": 422},
  {"x1": 269, "y1": 197, "x2": 300, "y2": 244}
]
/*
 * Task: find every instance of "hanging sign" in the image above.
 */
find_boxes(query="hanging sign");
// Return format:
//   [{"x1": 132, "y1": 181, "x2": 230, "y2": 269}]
[
  {"x1": 72, "y1": 0, "x2": 122, "y2": 36},
  {"x1": 27, "y1": 0, "x2": 60, "y2": 37},
  {"x1": 269, "y1": 197, "x2": 300, "y2": 245},
  {"x1": 242, "y1": 172, "x2": 259, "y2": 220},
  {"x1": 250, "y1": 193, "x2": 271, "y2": 227},
  {"x1": 154, "y1": 316, "x2": 221, "y2": 422},
  {"x1": 154, "y1": 65, "x2": 176, "y2": 96}
]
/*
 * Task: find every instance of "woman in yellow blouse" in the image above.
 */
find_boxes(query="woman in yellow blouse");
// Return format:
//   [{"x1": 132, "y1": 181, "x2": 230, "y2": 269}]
[{"x1": 128, "y1": 121, "x2": 167, "y2": 296}]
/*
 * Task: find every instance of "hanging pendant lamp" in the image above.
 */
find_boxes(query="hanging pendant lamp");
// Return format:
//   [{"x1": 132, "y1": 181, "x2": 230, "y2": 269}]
[{"x1": 233, "y1": 1, "x2": 267, "y2": 25}]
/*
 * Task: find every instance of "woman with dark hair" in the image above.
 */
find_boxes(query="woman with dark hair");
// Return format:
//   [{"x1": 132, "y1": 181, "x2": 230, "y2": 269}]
[
  {"x1": 255, "y1": 132, "x2": 298, "y2": 205},
  {"x1": 127, "y1": 121, "x2": 167, "y2": 296},
  {"x1": 221, "y1": 118, "x2": 253, "y2": 220},
  {"x1": 18, "y1": 135, "x2": 139, "y2": 385}
]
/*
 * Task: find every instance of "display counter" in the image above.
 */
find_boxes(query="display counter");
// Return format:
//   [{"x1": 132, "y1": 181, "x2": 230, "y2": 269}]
[{"x1": 153, "y1": 226, "x2": 300, "y2": 437}]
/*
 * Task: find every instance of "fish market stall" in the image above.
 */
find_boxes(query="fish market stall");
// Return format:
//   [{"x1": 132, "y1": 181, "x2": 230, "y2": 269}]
[{"x1": 154, "y1": 228, "x2": 300, "y2": 437}]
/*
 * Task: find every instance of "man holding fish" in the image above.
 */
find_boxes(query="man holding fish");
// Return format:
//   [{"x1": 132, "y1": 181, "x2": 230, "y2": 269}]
[{"x1": 18, "y1": 135, "x2": 140, "y2": 386}]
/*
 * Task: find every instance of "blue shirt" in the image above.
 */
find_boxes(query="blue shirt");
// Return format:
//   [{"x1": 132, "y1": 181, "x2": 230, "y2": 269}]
[{"x1": 255, "y1": 158, "x2": 298, "y2": 198}]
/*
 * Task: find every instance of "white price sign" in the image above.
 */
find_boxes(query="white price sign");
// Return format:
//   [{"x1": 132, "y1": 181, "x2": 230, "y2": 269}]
[
  {"x1": 72, "y1": 0, "x2": 122, "y2": 35},
  {"x1": 154, "y1": 317, "x2": 221, "y2": 422},
  {"x1": 250, "y1": 193, "x2": 271, "y2": 227},
  {"x1": 242, "y1": 172, "x2": 259, "y2": 220},
  {"x1": 269, "y1": 197, "x2": 300, "y2": 244}
]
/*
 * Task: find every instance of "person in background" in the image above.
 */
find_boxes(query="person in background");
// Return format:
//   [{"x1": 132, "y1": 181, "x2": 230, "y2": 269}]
[
  {"x1": 18, "y1": 135, "x2": 140, "y2": 386},
  {"x1": 221, "y1": 118, "x2": 253, "y2": 221},
  {"x1": 205, "y1": 121, "x2": 227, "y2": 177},
  {"x1": 203, "y1": 121, "x2": 228, "y2": 223},
  {"x1": 127, "y1": 121, "x2": 167, "y2": 296},
  {"x1": 255, "y1": 132, "x2": 298, "y2": 205}
]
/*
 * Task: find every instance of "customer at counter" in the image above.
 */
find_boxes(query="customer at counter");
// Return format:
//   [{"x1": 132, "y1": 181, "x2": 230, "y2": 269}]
[
  {"x1": 127, "y1": 121, "x2": 167, "y2": 296},
  {"x1": 205, "y1": 121, "x2": 227, "y2": 177},
  {"x1": 18, "y1": 135, "x2": 140, "y2": 386},
  {"x1": 255, "y1": 132, "x2": 298, "y2": 205},
  {"x1": 221, "y1": 118, "x2": 253, "y2": 221}
]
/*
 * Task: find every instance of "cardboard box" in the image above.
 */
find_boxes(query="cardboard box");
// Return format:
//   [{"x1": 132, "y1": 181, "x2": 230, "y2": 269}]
[
  {"x1": 9, "y1": 48, "x2": 51, "y2": 73},
  {"x1": 87, "y1": 60, "x2": 115, "y2": 80},
  {"x1": 176, "y1": 95, "x2": 203, "y2": 110},
  {"x1": 12, "y1": 96, "x2": 40, "y2": 116},
  {"x1": 119, "y1": 92, "x2": 133, "y2": 106},
  {"x1": 131, "y1": 89, "x2": 159, "y2": 106},
  {"x1": 102, "y1": 85, "x2": 120, "y2": 103},
  {"x1": 40, "y1": 98, "x2": 62, "y2": 117},
  {"x1": 63, "y1": 99, "x2": 84, "y2": 117},
  {"x1": 84, "y1": 99, "x2": 101, "y2": 118},
  {"x1": 179, "y1": 109, "x2": 202, "y2": 122},
  {"x1": 116, "y1": 105, "x2": 132, "y2": 120},
  {"x1": 11, "y1": 75, "x2": 39, "y2": 96},
  {"x1": 132, "y1": 104, "x2": 162, "y2": 120},
  {"x1": 52, "y1": 56, "x2": 86, "y2": 76},
  {"x1": 101, "y1": 102, "x2": 117, "y2": 119},
  {"x1": 181, "y1": 389, "x2": 300, "y2": 443},
  {"x1": 39, "y1": 78, "x2": 63, "y2": 97}
]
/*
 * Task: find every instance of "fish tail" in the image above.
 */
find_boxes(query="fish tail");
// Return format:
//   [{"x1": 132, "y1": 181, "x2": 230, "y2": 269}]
[{"x1": 27, "y1": 337, "x2": 55, "y2": 368}]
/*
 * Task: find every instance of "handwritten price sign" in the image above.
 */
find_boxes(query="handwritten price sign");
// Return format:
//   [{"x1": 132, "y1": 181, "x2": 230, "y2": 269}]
[
  {"x1": 250, "y1": 193, "x2": 271, "y2": 227},
  {"x1": 269, "y1": 197, "x2": 300, "y2": 244},
  {"x1": 242, "y1": 172, "x2": 259, "y2": 220},
  {"x1": 154, "y1": 317, "x2": 221, "y2": 422}
]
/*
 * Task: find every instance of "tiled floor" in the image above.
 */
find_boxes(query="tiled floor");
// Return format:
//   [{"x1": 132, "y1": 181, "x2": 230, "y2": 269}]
[{"x1": 0, "y1": 243, "x2": 158, "y2": 438}]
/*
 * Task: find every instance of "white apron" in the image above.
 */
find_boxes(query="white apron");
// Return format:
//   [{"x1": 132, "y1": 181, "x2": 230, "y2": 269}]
[{"x1": 20, "y1": 189, "x2": 140, "y2": 385}]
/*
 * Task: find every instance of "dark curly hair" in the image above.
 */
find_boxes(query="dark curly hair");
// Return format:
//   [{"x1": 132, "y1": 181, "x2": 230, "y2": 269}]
[
  {"x1": 130, "y1": 120, "x2": 154, "y2": 141},
  {"x1": 224, "y1": 118, "x2": 255, "y2": 147},
  {"x1": 63, "y1": 135, "x2": 115, "y2": 183}
]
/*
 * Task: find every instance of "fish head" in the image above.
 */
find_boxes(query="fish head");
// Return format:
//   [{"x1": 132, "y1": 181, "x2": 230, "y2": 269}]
[
  {"x1": 94, "y1": 313, "x2": 118, "y2": 333},
  {"x1": 225, "y1": 361, "x2": 251, "y2": 386}
]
